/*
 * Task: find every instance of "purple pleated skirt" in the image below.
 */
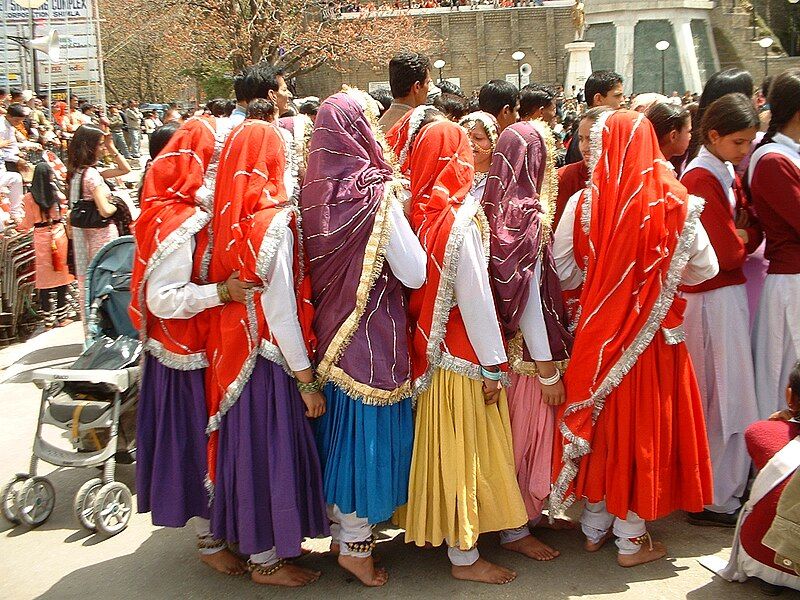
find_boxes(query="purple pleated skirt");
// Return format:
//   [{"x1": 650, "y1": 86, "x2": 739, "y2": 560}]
[
  {"x1": 210, "y1": 356, "x2": 329, "y2": 557},
  {"x1": 136, "y1": 355, "x2": 210, "y2": 527}
]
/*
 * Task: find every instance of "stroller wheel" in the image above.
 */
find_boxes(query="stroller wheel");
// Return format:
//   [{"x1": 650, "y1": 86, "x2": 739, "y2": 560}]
[
  {"x1": 15, "y1": 476, "x2": 55, "y2": 527},
  {"x1": 1, "y1": 474, "x2": 29, "y2": 524},
  {"x1": 92, "y1": 482, "x2": 132, "y2": 536},
  {"x1": 73, "y1": 478, "x2": 103, "y2": 531}
]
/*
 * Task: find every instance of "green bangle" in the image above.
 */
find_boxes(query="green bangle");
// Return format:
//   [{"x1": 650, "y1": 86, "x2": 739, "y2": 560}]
[
  {"x1": 216, "y1": 282, "x2": 232, "y2": 303},
  {"x1": 296, "y1": 378, "x2": 322, "y2": 394},
  {"x1": 480, "y1": 366, "x2": 502, "y2": 381}
]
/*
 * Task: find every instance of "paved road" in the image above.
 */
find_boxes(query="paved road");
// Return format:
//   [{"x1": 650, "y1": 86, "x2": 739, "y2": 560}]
[{"x1": 0, "y1": 318, "x2": 778, "y2": 599}]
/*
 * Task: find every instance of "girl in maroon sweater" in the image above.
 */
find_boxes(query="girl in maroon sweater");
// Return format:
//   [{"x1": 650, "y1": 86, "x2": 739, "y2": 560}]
[
  {"x1": 748, "y1": 69, "x2": 800, "y2": 423},
  {"x1": 680, "y1": 93, "x2": 763, "y2": 527}
]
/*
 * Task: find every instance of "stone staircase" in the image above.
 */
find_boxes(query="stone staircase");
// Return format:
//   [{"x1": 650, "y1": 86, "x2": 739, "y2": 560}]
[{"x1": 710, "y1": 0, "x2": 800, "y2": 79}]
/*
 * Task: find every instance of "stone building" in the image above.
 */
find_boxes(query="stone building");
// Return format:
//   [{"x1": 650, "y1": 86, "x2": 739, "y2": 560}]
[
  {"x1": 297, "y1": 2, "x2": 576, "y2": 98},
  {"x1": 585, "y1": 0, "x2": 719, "y2": 95},
  {"x1": 297, "y1": 0, "x2": 800, "y2": 100}
]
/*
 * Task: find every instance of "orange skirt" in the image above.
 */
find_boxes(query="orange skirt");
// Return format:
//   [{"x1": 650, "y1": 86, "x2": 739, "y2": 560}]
[{"x1": 573, "y1": 336, "x2": 713, "y2": 521}]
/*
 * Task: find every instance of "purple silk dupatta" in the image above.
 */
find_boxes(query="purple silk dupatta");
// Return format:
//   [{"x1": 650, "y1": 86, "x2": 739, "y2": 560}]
[
  {"x1": 483, "y1": 121, "x2": 573, "y2": 370},
  {"x1": 300, "y1": 89, "x2": 410, "y2": 405}
]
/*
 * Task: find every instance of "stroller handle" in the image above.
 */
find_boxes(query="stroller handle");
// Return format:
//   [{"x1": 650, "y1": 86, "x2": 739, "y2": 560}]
[{"x1": 31, "y1": 366, "x2": 141, "y2": 392}]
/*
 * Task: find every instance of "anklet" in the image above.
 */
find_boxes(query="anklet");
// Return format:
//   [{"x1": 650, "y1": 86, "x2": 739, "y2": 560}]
[
  {"x1": 248, "y1": 558, "x2": 286, "y2": 577},
  {"x1": 345, "y1": 535, "x2": 376, "y2": 554},
  {"x1": 628, "y1": 532, "x2": 653, "y2": 550},
  {"x1": 197, "y1": 536, "x2": 226, "y2": 550}
]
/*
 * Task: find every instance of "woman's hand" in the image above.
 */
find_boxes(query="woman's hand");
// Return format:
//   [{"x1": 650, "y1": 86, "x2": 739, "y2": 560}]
[
  {"x1": 482, "y1": 365, "x2": 502, "y2": 405},
  {"x1": 535, "y1": 361, "x2": 566, "y2": 406},
  {"x1": 103, "y1": 132, "x2": 115, "y2": 152},
  {"x1": 225, "y1": 271, "x2": 255, "y2": 303},
  {"x1": 300, "y1": 390, "x2": 326, "y2": 419},
  {"x1": 541, "y1": 378, "x2": 566, "y2": 406}
]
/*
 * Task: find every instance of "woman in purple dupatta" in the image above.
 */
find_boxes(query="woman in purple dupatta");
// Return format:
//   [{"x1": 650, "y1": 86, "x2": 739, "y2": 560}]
[
  {"x1": 300, "y1": 88, "x2": 426, "y2": 586},
  {"x1": 482, "y1": 120, "x2": 574, "y2": 560}
]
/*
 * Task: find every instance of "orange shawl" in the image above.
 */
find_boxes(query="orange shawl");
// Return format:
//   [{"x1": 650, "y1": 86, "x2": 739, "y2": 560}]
[
  {"x1": 129, "y1": 116, "x2": 217, "y2": 368},
  {"x1": 408, "y1": 119, "x2": 491, "y2": 391},
  {"x1": 551, "y1": 110, "x2": 705, "y2": 513},
  {"x1": 204, "y1": 120, "x2": 316, "y2": 488}
]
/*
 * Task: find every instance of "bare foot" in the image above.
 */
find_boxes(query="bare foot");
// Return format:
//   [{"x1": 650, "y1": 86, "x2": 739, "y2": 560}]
[
  {"x1": 617, "y1": 541, "x2": 667, "y2": 567},
  {"x1": 502, "y1": 534, "x2": 560, "y2": 561},
  {"x1": 251, "y1": 563, "x2": 321, "y2": 586},
  {"x1": 584, "y1": 531, "x2": 614, "y2": 552},
  {"x1": 200, "y1": 548, "x2": 248, "y2": 575},
  {"x1": 535, "y1": 517, "x2": 577, "y2": 530},
  {"x1": 337, "y1": 554, "x2": 388, "y2": 587},
  {"x1": 451, "y1": 557, "x2": 517, "y2": 585}
]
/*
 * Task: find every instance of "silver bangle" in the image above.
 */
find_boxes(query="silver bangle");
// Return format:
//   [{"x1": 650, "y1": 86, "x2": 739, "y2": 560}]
[{"x1": 537, "y1": 370, "x2": 561, "y2": 386}]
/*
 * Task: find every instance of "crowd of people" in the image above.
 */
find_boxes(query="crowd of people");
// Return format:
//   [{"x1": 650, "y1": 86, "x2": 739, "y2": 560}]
[{"x1": 2, "y1": 49, "x2": 799, "y2": 591}]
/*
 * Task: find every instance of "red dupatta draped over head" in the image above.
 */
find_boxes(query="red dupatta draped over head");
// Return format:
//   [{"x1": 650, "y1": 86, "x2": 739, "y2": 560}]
[
  {"x1": 408, "y1": 119, "x2": 490, "y2": 391},
  {"x1": 550, "y1": 110, "x2": 706, "y2": 513},
  {"x1": 482, "y1": 120, "x2": 572, "y2": 370},
  {"x1": 129, "y1": 116, "x2": 217, "y2": 368},
  {"x1": 204, "y1": 119, "x2": 316, "y2": 489}
]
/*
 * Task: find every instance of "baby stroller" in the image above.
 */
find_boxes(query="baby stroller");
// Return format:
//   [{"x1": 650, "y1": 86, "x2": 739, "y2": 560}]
[{"x1": 0, "y1": 236, "x2": 141, "y2": 536}]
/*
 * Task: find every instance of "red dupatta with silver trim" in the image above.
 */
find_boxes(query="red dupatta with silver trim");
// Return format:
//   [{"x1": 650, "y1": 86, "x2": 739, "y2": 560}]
[
  {"x1": 550, "y1": 110, "x2": 705, "y2": 513},
  {"x1": 408, "y1": 119, "x2": 492, "y2": 392},
  {"x1": 129, "y1": 116, "x2": 217, "y2": 369},
  {"x1": 204, "y1": 120, "x2": 316, "y2": 490}
]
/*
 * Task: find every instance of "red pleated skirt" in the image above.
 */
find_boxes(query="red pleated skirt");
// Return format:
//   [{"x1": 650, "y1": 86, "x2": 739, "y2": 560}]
[{"x1": 574, "y1": 336, "x2": 714, "y2": 521}]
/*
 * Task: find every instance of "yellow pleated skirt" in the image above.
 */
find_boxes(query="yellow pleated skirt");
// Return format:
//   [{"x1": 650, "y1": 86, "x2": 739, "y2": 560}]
[{"x1": 396, "y1": 368, "x2": 528, "y2": 550}]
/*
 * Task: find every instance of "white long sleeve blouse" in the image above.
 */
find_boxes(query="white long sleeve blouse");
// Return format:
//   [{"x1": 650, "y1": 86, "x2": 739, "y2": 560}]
[
  {"x1": 454, "y1": 221, "x2": 508, "y2": 366},
  {"x1": 385, "y1": 197, "x2": 427, "y2": 289}
]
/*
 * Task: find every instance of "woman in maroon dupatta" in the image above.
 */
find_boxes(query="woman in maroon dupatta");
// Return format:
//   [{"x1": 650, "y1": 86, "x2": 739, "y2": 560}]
[
  {"x1": 300, "y1": 88, "x2": 426, "y2": 587},
  {"x1": 483, "y1": 120, "x2": 573, "y2": 561}
]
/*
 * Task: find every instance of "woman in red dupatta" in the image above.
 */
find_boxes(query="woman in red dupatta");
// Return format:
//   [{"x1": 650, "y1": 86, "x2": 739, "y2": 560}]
[
  {"x1": 551, "y1": 109, "x2": 716, "y2": 566},
  {"x1": 204, "y1": 118, "x2": 328, "y2": 586},
  {"x1": 130, "y1": 117, "x2": 247, "y2": 574},
  {"x1": 397, "y1": 120, "x2": 528, "y2": 584}
]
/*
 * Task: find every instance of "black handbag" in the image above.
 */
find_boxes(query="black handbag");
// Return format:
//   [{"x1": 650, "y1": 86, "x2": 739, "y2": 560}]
[{"x1": 69, "y1": 170, "x2": 111, "y2": 229}]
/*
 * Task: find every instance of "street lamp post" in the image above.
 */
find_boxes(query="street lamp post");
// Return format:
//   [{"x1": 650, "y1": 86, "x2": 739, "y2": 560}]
[
  {"x1": 752, "y1": 3, "x2": 758, "y2": 40},
  {"x1": 656, "y1": 40, "x2": 670, "y2": 96},
  {"x1": 790, "y1": 0, "x2": 800, "y2": 57},
  {"x1": 759, "y1": 36, "x2": 774, "y2": 78},
  {"x1": 512, "y1": 50, "x2": 525, "y2": 88},
  {"x1": 433, "y1": 59, "x2": 445, "y2": 84}
]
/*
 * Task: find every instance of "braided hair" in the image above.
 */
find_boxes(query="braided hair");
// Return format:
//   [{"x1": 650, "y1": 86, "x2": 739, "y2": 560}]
[{"x1": 757, "y1": 68, "x2": 800, "y2": 149}]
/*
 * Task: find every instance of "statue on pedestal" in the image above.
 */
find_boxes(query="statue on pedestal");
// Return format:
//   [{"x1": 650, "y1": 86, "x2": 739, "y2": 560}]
[{"x1": 572, "y1": 1, "x2": 586, "y2": 41}]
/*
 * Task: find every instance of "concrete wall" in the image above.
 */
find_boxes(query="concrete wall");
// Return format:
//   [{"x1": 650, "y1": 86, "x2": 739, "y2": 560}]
[
  {"x1": 586, "y1": 0, "x2": 719, "y2": 94},
  {"x1": 296, "y1": 4, "x2": 575, "y2": 98}
]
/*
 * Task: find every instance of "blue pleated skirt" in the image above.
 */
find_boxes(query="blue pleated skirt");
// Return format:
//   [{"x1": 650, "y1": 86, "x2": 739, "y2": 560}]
[{"x1": 313, "y1": 382, "x2": 413, "y2": 524}]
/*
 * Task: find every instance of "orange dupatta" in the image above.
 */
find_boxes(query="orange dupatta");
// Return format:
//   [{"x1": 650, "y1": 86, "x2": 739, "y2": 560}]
[
  {"x1": 129, "y1": 116, "x2": 217, "y2": 367},
  {"x1": 204, "y1": 120, "x2": 316, "y2": 489},
  {"x1": 407, "y1": 119, "x2": 491, "y2": 391},
  {"x1": 551, "y1": 110, "x2": 705, "y2": 513}
]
